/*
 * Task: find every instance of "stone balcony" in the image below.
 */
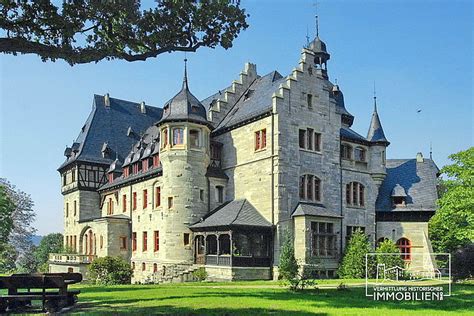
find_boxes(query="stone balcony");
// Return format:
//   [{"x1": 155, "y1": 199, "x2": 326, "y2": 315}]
[{"x1": 49, "y1": 253, "x2": 96, "y2": 265}]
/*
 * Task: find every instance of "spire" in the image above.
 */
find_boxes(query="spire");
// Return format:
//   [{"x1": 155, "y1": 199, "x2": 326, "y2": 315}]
[
  {"x1": 430, "y1": 142, "x2": 433, "y2": 159},
  {"x1": 182, "y1": 56, "x2": 188, "y2": 89},
  {"x1": 314, "y1": 0, "x2": 319, "y2": 38},
  {"x1": 367, "y1": 90, "x2": 389, "y2": 144}
]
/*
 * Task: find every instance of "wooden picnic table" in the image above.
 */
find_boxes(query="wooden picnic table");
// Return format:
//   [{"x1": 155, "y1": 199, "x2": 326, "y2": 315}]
[{"x1": 0, "y1": 272, "x2": 82, "y2": 313}]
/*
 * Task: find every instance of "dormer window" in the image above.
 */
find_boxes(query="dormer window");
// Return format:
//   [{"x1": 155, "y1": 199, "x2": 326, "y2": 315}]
[
  {"x1": 391, "y1": 184, "x2": 407, "y2": 207},
  {"x1": 191, "y1": 105, "x2": 199, "y2": 113},
  {"x1": 164, "y1": 104, "x2": 170, "y2": 114}
]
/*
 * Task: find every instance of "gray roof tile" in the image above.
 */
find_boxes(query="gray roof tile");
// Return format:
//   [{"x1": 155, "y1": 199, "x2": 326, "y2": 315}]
[{"x1": 292, "y1": 202, "x2": 342, "y2": 218}]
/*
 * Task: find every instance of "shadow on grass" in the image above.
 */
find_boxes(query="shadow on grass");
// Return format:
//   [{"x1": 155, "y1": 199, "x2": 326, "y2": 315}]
[{"x1": 71, "y1": 284, "x2": 473, "y2": 315}]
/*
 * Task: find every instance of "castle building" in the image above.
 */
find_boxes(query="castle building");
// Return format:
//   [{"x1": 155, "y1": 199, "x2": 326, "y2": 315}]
[{"x1": 49, "y1": 33, "x2": 440, "y2": 282}]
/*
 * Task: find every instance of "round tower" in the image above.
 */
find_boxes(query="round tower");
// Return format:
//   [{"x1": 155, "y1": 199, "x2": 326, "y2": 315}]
[
  {"x1": 157, "y1": 60, "x2": 212, "y2": 265},
  {"x1": 367, "y1": 94, "x2": 390, "y2": 186}
]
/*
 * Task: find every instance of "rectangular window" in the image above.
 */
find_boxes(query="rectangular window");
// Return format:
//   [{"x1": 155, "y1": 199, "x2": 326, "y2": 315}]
[
  {"x1": 154, "y1": 231, "x2": 160, "y2": 252},
  {"x1": 314, "y1": 133, "x2": 321, "y2": 152},
  {"x1": 216, "y1": 186, "x2": 224, "y2": 203},
  {"x1": 189, "y1": 129, "x2": 200, "y2": 148},
  {"x1": 133, "y1": 192, "x2": 137, "y2": 210},
  {"x1": 346, "y1": 226, "x2": 366, "y2": 244},
  {"x1": 71, "y1": 169, "x2": 76, "y2": 182},
  {"x1": 254, "y1": 129, "x2": 266, "y2": 151},
  {"x1": 155, "y1": 187, "x2": 161, "y2": 207},
  {"x1": 66, "y1": 203, "x2": 69, "y2": 217},
  {"x1": 307, "y1": 93, "x2": 313, "y2": 109},
  {"x1": 122, "y1": 195, "x2": 127, "y2": 213},
  {"x1": 153, "y1": 155, "x2": 160, "y2": 167},
  {"x1": 168, "y1": 197, "x2": 173, "y2": 209},
  {"x1": 132, "y1": 232, "x2": 137, "y2": 251},
  {"x1": 307, "y1": 128, "x2": 314, "y2": 151},
  {"x1": 143, "y1": 232, "x2": 148, "y2": 251},
  {"x1": 183, "y1": 233, "x2": 190, "y2": 246},
  {"x1": 107, "y1": 197, "x2": 113, "y2": 215},
  {"x1": 100, "y1": 235, "x2": 103, "y2": 249},
  {"x1": 120, "y1": 236, "x2": 127, "y2": 250},
  {"x1": 162, "y1": 129, "x2": 168, "y2": 147},
  {"x1": 199, "y1": 189, "x2": 204, "y2": 201},
  {"x1": 142, "y1": 159, "x2": 149, "y2": 172},
  {"x1": 74, "y1": 200, "x2": 77, "y2": 216},
  {"x1": 311, "y1": 222, "x2": 336, "y2": 257},
  {"x1": 143, "y1": 189, "x2": 148, "y2": 209},
  {"x1": 173, "y1": 128, "x2": 184, "y2": 145}
]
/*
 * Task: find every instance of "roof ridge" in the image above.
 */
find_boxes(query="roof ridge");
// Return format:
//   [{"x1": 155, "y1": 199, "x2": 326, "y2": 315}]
[{"x1": 230, "y1": 199, "x2": 247, "y2": 225}]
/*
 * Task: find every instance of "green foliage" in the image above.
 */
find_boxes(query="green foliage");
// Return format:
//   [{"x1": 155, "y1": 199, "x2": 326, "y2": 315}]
[
  {"x1": 192, "y1": 267, "x2": 207, "y2": 281},
  {"x1": 0, "y1": 1, "x2": 249, "y2": 65},
  {"x1": 429, "y1": 147, "x2": 474, "y2": 253},
  {"x1": 452, "y1": 243, "x2": 474, "y2": 280},
  {"x1": 278, "y1": 230, "x2": 298, "y2": 281},
  {"x1": 0, "y1": 185, "x2": 14, "y2": 244},
  {"x1": 376, "y1": 239, "x2": 405, "y2": 273},
  {"x1": 89, "y1": 256, "x2": 133, "y2": 285},
  {"x1": 34, "y1": 233, "x2": 63, "y2": 272},
  {"x1": 0, "y1": 243, "x2": 17, "y2": 273},
  {"x1": 338, "y1": 229, "x2": 373, "y2": 279}
]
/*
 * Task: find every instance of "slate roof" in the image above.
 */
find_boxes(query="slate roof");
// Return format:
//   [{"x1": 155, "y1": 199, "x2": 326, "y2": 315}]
[
  {"x1": 59, "y1": 95, "x2": 162, "y2": 171},
  {"x1": 367, "y1": 106, "x2": 389, "y2": 144},
  {"x1": 376, "y1": 158, "x2": 439, "y2": 212},
  {"x1": 308, "y1": 37, "x2": 330, "y2": 56},
  {"x1": 292, "y1": 202, "x2": 342, "y2": 218},
  {"x1": 212, "y1": 71, "x2": 285, "y2": 133},
  {"x1": 158, "y1": 72, "x2": 210, "y2": 127},
  {"x1": 189, "y1": 199, "x2": 272, "y2": 230},
  {"x1": 340, "y1": 127, "x2": 369, "y2": 144},
  {"x1": 100, "y1": 165, "x2": 162, "y2": 191}
]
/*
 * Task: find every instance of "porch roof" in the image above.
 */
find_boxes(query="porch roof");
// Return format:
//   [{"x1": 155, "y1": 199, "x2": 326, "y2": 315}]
[
  {"x1": 292, "y1": 202, "x2": 342, "y2": 218},
  {"x1": 190, "y1": 199, "x2": 272, "y2": 230}
]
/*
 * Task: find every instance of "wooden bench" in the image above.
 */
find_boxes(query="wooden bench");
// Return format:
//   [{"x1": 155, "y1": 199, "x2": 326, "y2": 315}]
[{"x1": 0, "y1": 273, "x2": 82, "y2": 313}]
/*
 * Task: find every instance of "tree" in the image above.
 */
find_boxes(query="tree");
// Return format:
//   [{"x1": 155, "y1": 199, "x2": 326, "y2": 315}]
[
  {"x1": 376, "y1": 239, "x2": 405, "y2": 275},
  {"x1": 429, "y1": 147, "x2": 474, "y2": 253},
  {"x1": 0, "y1": 243, "x2": 17, "y2": 273},
  {"x1": 0, "y1": 179, "x2": 37, "y2": 270},
  {"x1": 278, "y1": 230, "x2": 298, "y2": 281},
  {"x1": 89, "y1": 256, "x2": 133, "y2": 285},
  {"x1": 338, "y1": 229, "x2": 373, "y2": 279},
  {"x1": 451, "y1": 243, "x2": 474, "y2": 280},
  {"x1": 0, "y1": 184, "x2": 14, "y2": 244},
  {"x1": 0, "y1": 0, "x2": 249, "y2": 65},
  {"x1": 34, "y1": 233, "x2": 63, "y2": 272}
]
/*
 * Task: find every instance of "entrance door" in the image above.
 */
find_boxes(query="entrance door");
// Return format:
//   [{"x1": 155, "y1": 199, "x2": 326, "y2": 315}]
[{"x1": 195, "y1": 235, "x2": 205, "y2": 264}]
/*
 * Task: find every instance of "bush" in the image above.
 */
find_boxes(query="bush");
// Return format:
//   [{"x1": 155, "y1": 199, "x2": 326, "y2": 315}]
[
  {"x1": 376, "y1": 239, "x2": 405, "y2": 277},
  {"x1": 338, "y1": 229, "x2": 374, "y2": 279},
  {"x1": 452, "y1": 243, "x2": 474, "y2": 281},
  {"x1": 88, "y1": 256, "x2": 133, "y2": 285},
  {"x1": 192, "y1": 267, "x2": 207, "y2": 281},
  {"x1": 278, "y1": 230, "x2": 298, "y2": 281}
]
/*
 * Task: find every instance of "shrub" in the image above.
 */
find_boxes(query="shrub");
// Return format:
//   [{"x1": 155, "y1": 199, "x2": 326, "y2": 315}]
[
  {"x1": 192, "y1": 267, "x2": 207, "y2": 281},
  {"x1": 376, "y1": 239, "x2": 405, "y2": 278},
  {"x1": 452, "y1": 243, "x2": 474, "y2": 281},
  {"x1": 338, "y1": 229, "x2": 374, "y2": 279},
  {"x1": 278, "y1": 230, "x2": 298, "y2": 281},
  {"x1": 88, "y1": 256, "x2": 133, "y2": 285}
]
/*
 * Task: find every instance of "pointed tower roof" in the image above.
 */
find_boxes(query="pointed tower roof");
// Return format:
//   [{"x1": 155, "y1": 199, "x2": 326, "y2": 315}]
[
  {"x1": 367, "y1": 94, "x2": 389, "y2": 145},
  {"x1": 158, "y1": 59, "x2": 211, "y2": 128}
]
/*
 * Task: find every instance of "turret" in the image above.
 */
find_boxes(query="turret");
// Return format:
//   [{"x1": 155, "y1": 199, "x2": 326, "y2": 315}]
[
  {"x1": 156, "y1": 59, "x2": 211, "y2": 264},
  {"x1": 367, "y1": 93, "x2": 390, "y2": 186}
]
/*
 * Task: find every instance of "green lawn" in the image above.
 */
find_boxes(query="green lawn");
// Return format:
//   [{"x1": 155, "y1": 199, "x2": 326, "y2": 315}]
[{"x1": 67, "y1": 280, "x2": 474, "y2": 315}]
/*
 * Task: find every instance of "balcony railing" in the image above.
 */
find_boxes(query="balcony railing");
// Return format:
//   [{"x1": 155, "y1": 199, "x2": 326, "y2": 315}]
[{"x1": 49, "y1": 253, "x2": 96, "y2": 264}]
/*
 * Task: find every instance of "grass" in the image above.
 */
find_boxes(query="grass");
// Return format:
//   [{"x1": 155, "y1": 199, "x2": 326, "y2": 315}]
[{"x1": 65, "y1": 279, "x2": 474, "y2": 315}]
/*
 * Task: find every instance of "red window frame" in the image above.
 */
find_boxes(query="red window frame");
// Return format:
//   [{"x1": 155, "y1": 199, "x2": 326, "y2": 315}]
[
  {"x1": 154, "y1": 231, "x2": 159, "y2": 252},
  {"x1": 143, "y1": 231, "x2": 148, "y2": 251},
  {"x1": 397, "y1": 238, "x2": 411, "y2": 260},
  {"x1": 155, "y1": 187, "x2": 161, "y2": 207},
  {"x1": 153, "y1": 155, "x2": 160, "y2": 167},
  {"x1": 254, "y1": 129, "x2": 267, "y2": 151},
  {"x1": 143, "y1": 189, "x2": 148, "y2": 209},
  {"x1": 132, "y1": 192, "x2": 137, "y2": 210},
  {"x1": 132, "y1": 232, "x2": 137, "y2": 251},
  {"x1": 122, "y1": 195, "x2": 127, "y2": 213}
]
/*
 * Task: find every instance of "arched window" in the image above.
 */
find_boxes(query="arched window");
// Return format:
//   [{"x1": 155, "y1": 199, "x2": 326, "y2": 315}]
[
  {"x1": 397, "y1": 238, "x2": 411, "y2": 260},
  {"x1": 161, "y1": 128, "x2": 168, "y2": 147},
  {"x1": 341, "y1": 144, "x2": 352, "y2": 160},
  {"x1": 173, "y1": 128, "x2": 184, "y2": 145},
  {"x1": 346, "y1": 182, "x2": 365, "y2": 207},
  {"x1": 142, "y1": 262, "x2": 146, "y2": 271},
  {"x1": 299, "y1": 174, "x2": 321, "y2": 202},
  {"x1": 206, "y1": 235, "x2": 218, "y2": 255},
  {"x1": 153, "y1": 263, "x2": 158, "y2": 273},
  {"x1": 354, "y1": 147, "x2": 366, "y2": 162}
]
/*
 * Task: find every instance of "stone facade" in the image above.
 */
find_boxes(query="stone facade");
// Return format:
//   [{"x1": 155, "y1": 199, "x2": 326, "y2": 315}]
[{"x1": 50, "y1": 34, "x2": 439, "y2": 282}]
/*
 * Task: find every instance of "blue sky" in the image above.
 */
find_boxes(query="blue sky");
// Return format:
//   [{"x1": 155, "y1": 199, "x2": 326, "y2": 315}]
[{"x1": 0, "y1": 0, "x2": 472, "y2": 235}]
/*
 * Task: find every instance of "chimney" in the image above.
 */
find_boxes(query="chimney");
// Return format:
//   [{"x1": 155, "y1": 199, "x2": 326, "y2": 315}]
[
  {"x1": 104, "y1": 93, "x2": 110, "y2": 107},
  {"x1": 140, "y1": 101, "x2": 146, "y2": 114},
  {"x1": 416, "y1": 152, "x2": 424, "y2": 163}
]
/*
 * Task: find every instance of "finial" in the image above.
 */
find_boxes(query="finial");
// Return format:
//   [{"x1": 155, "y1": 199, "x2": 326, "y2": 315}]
[
  {"x1": 373, "y1": 81, "x2": 377, "y2": 112},
  {"x1": 183, "y1": 54, "x2": 188, "y2": 89},
  {"x1": 430, "y1": 142, "x2": 433, "y2": 159},
  {"x1": 335, "y1": 78, "x2": 338, "y2": 85},
  {"x1": 313, "y1": 0, "x2": 319, "y2": 38},
  {"x1": 306, "y1": 26, "x2": 310, "y2": 47}
]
